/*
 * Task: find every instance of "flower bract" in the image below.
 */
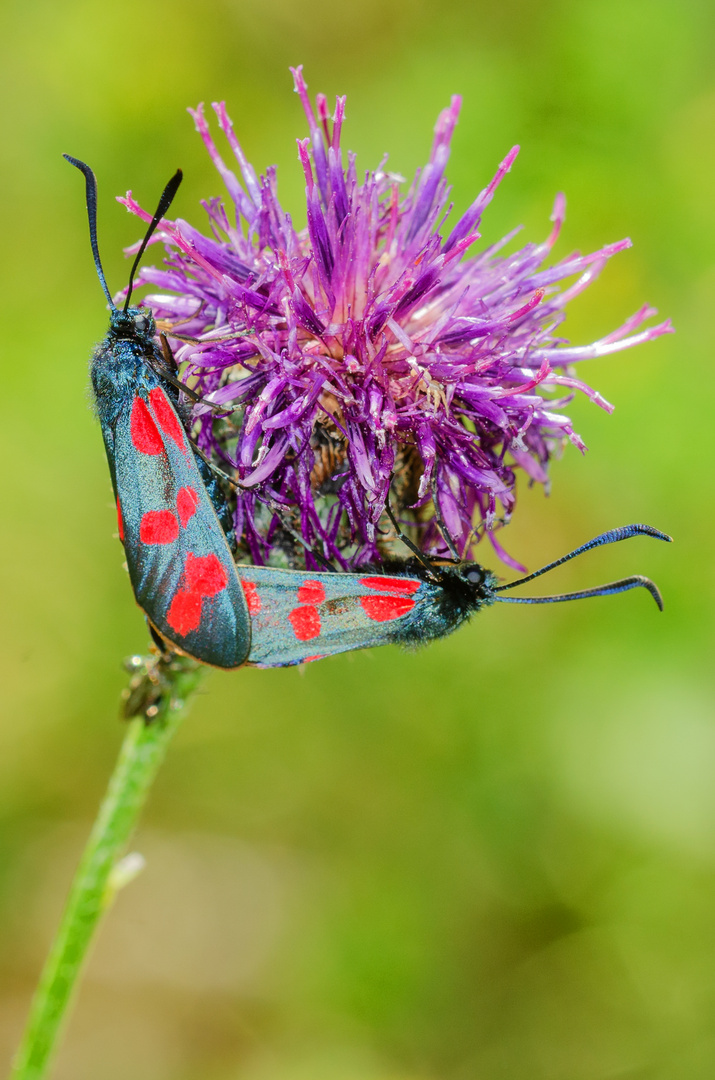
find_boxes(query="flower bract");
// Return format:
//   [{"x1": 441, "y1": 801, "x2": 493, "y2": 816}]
[{"x1": 121, "y1": 67, "x2": 672, "y2": 570}]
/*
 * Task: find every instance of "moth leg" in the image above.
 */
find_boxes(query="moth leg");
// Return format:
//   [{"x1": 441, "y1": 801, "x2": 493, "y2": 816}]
[
  {"x1": 384, "y1": 496, "x2": 439, "y2": 577},
  {"x1": 263, "y1": 498, "x2": 337, "y2": 571},
  {"x1": 160, "y1": 331, "x2": 179, "y2": 374},
  {"x1": 148, "y1": 620, "x2": 172, "y2": 659},
  {"x1": 149, "y1": 335, "x2": 230, "y2": 415},
  {"x1": 155, "y1": 301, "x2": 206, "y2": 333}
]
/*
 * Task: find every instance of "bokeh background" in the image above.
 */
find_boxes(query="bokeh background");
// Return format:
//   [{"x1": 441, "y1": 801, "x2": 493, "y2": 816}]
[{"x1": 1, "y1": 1, "x2": 713, "y2": 1077}]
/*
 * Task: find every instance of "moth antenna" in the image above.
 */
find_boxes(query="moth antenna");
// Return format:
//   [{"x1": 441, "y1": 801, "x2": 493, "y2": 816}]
[
  {"x1": 124, "y1": 168, "x2": 183, "y2": 312},
  {"x1": 494, "y1": 523, "x2": 671, "y2": 592},
  {"x1": 495, "y1": 574, "x2": 664, "y2": 610},
  {"x1": 63, "y1": 154, "x2": 115, "y2": 307}
]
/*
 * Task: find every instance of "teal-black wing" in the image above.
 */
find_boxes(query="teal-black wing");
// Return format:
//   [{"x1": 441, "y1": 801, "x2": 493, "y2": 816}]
[
  {"x1": 111, "y1": 383, "x2": 250, "y2": 669},
  {"x1": 237, "y1": 565, "x2": 440, "y2": 667}
]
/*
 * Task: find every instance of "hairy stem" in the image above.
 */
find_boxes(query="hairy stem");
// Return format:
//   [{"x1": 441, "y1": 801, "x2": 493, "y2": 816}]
[{"x1": 10, "y1": 653, "x2": 202, "y2": 1080}]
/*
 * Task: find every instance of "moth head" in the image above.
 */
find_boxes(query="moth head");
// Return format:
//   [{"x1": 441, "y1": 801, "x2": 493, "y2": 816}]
[
  {"x1": 109, "y1": 305, "x2": 156, "y2": 340},
  {"x1": 457, "y1": 562, "x2": 499, "y2": 604}
]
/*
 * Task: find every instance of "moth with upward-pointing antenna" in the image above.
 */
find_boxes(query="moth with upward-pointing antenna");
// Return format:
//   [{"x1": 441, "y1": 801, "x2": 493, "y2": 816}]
[
  {"x1": 66, "y1": 157, "x2": 671, "y2": 672},
  {"x1": 65, "y1": 155, "x2": 251, "y2": 668}
]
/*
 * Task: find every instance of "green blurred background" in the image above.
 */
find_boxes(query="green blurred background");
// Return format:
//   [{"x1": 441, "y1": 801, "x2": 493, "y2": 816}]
[{"x1": 1, "y1": 0, "x2": 713, "y2": 1077}]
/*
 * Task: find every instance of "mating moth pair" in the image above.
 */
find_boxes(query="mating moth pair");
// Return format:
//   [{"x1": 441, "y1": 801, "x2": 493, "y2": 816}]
[{"x1": 65, "y1": 160, "x2": 670, "y2": 670}]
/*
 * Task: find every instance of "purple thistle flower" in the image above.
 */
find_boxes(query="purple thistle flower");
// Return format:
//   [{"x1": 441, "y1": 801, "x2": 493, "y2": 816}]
[{"x1": 120, "y1": 67, "x2": 672, "y2": 571}]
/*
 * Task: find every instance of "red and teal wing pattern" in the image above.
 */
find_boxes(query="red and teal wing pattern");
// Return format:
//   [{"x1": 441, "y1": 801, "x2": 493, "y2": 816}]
[
  {"x1": 237, "y1": 565, "x2": 431, "y2": 667},
  {"x1": 112, "y1": 385, "x2": 250, "y2": 669}
]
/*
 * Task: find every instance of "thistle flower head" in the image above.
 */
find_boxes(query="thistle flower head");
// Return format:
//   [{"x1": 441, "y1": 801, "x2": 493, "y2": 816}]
[{"x1": 121, "y1": 68, "x2": 672, "y2": 570}]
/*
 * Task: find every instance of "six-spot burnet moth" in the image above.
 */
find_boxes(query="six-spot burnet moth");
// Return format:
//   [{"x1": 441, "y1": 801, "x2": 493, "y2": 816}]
[
  {"x1": 65, "y1": 156, "x2": 251, "y2": 669},
  {"x1": 66, "y1": 158, "x2": 671, "y2": 671},
  {"x1": 237, "y1": 519, "x2": 672, "y2": 668}
]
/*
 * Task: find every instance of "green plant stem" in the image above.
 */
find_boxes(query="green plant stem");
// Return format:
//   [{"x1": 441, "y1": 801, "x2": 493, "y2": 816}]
[{"x1": 10, "y1": 654, "x2": 203, "y2": 1080}]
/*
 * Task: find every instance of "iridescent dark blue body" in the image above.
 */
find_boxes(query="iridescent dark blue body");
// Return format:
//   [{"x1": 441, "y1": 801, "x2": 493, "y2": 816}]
[{"x1": 92, "y1": 307, "x2": 251, "y2": 669}]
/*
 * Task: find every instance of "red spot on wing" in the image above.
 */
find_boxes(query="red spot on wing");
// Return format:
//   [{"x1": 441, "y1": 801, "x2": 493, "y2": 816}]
[
  {"x1": 289, "y1": 606, "x2": 321, "y2": 641},
  {"x1": 116, "y1": 497, "x2": 124, "y2": 542},
  {"x1": 164, "y1": 553, "x2": 231, "y2": 640},
  {"x1": 177, "y1": 485, "x2": 200, "y2": 527},
  {"x1": 140, "y1": 509, "x2": 180, "y2": 545},
  {"x1": 360, "y1": 595, "x2": 416, "y2": 622},
  {"x1": 303, "y1": 655, "x2": 325, "y2": 663},
  {"x1": 241, "y1": 580, "x2": 262, "y2": 615},
  {"x1": 167, "y1": 590, "x2": 202, "y2": 636},
  {"x1": 130, "y1": 397, "x2": 163, "y2": 455},
  {"x1": 149, "y1": 387, "x2": 186, "y2": 451},
  {"x1": 297, "y1": 579, "x2": 326, "y2": 605},
  {"x1": 184, "y1": 552, "x2": 229, "y2": 597},
  {"x1": 359, "y1": 576, "x2": 421, "y2": 595}
]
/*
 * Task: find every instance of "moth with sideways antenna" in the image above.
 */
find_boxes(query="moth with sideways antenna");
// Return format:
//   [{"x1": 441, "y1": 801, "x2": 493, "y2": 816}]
[{"x1": 233, "y1": 518, "x2": 671, "y2": 669}]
